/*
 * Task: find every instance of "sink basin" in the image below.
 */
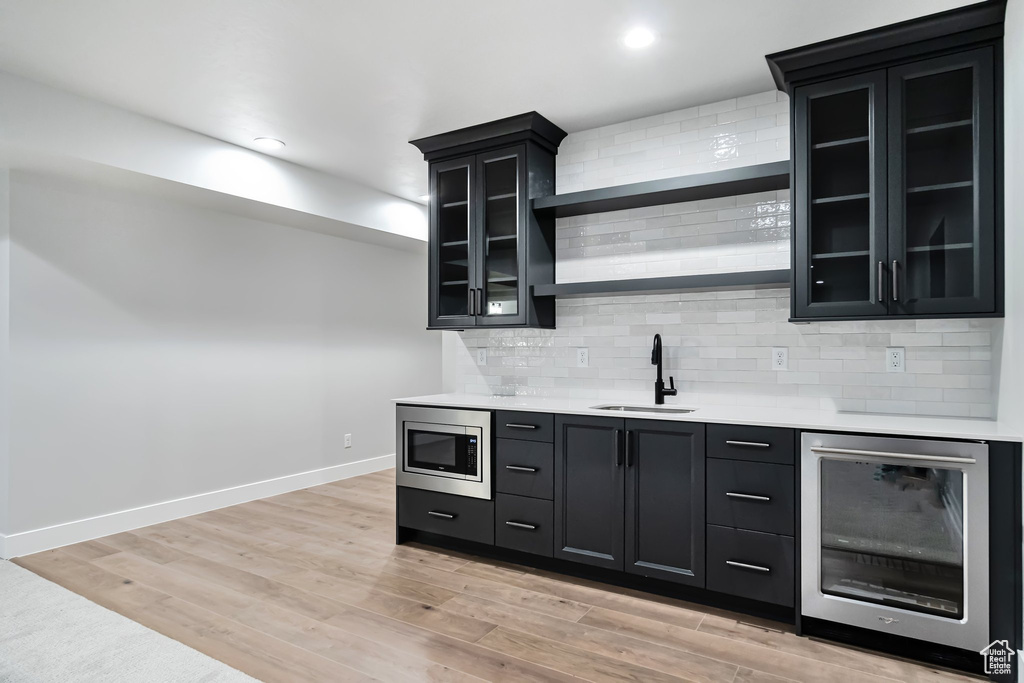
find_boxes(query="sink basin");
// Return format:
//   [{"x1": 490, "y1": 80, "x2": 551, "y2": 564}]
[{"x1": 591, "y1": 404, "x2": 697, "y2": 414}]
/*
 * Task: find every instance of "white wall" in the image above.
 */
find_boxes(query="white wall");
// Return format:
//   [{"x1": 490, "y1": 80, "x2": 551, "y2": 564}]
[
  {"x1": 0, "y1": 171, "x2": 10, "y2": 542},
  {"x1": 998, "y1": 0, "x2": 1024, "y2": 432},
  {"x1": 2, "y1": 171, "x2": 439, "y2": 547}
]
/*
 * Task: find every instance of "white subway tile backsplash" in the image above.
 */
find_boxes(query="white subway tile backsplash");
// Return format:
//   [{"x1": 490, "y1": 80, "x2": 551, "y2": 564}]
[{"x1": 453, "y1": 90, "x2": 996, "y2": 419}]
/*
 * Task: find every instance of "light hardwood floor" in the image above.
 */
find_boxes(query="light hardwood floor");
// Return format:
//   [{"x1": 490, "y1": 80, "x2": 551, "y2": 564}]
[{"x1": 16, "y1": 468, "x2": 981, "y2": 682}]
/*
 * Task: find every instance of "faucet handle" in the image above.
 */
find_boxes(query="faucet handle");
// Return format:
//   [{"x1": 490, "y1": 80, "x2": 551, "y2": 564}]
[{"x1": 666, "y1": 376, "x2": 677, "y2": 396}]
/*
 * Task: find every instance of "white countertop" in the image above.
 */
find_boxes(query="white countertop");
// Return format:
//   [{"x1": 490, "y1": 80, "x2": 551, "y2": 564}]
[{"x1": 394, "y1": 393, "x2": 1023, "y2": 443}]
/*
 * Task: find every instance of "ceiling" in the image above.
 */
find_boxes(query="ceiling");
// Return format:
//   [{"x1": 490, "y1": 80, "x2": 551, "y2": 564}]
[{"x1": 0, "y1": 0, "x2": 979, "y2": 204}]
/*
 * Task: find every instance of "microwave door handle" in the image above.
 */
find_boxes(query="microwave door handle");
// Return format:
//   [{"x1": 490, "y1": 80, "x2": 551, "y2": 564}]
[{"x1": 810, "y1": 446, "x2": 977, "y2": 465}]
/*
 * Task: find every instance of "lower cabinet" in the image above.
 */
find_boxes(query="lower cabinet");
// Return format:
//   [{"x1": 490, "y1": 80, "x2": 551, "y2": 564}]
[
  {"x1": 495, "y1": 493, "x2": 553, "y2": 557},
  {"x1": 706, "y1": 525, "x2": 795, "y2": 607},
  {"x1": 397, "y1": 487, "x2": 494, "y2": 544},
  {"x1": 553, "y1": 415, "x2": 706, "y2": 586}
]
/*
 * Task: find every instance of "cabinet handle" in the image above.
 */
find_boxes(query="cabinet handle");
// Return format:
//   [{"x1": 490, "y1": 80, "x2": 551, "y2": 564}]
[
  {"x1": 505, "y1": 465, "x2": 537, "y2": 473},
  {"x1": 726, "y1": 560, "x2": 771, "y2": 573},
  {"x1": 614, "y1": 429, "x2": 623, "y2": 467},
  {"x1": 725, "y1": 440, "x2": 771, "y2": 449},
  {"x1": 877, "y1": 260, "x2": 884, "y2": 303},
  {"x1": 726, "y1": 492, "x2": 772, "y2": 502},
  {"x1": 892, "y1": 260, "x2": 899, "y2": 301},
  {"x1": 505, "y1": 521, "x2": 537, "y2": 530},
  {"x1": 477, "y1": 288, "x2": 484, "y2": 315},
  {"x1": 505, "y1": 423, "x2": 537, "y2": 430},
  {"x1": 468, "y1": 288, "x2": 475, "y2": 316},
  {"x1": 427, "y1": 511, "x2": 455, "y2": 519},
  {"x1": 625, "y1": 430, "x2": 633, "y2": 467}
]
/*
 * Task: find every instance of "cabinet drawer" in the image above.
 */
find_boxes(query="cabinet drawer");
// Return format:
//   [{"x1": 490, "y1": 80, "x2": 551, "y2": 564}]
[
  {"x1": 706, "y1": 525, "x2": 794, "y2": 607},
  {"x1": 496, "y1": 411, "x2": 554, "y2": 442},
  {"x1": 397, "y1": 487, "x2": 494, "y2": 545},
  {"x1": 707, "y1": 424, "x2": 795, "y2": 465},
  {"x1": 495, "y1": 494, "x2": 553, "y2": 557},
  {"x1": 496, "y1": 439, "x2": 553, "y2": 499},
  {"x1": 706, "y1": 460, "x2": 794, "y2": 535}
]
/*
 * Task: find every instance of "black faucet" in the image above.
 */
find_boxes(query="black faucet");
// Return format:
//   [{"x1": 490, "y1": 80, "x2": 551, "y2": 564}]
[{"x1": 651, "y1": 334, "x2": 677, "y2": 405}]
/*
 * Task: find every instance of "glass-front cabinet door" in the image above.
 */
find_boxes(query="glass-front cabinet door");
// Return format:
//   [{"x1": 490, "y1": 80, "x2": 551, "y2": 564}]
[
  {"x1": 429, "y1": 156, "x2": 476, "y2": 328},
  {"x1": 477, "y1": 146, "x2": 527, "y2": 326},
  {"x1": 888, "y1": 48, "x2": 995, "y2": 315},
  {"x1": 794, "y1": 71, "x2": 889, "y2": 319}
]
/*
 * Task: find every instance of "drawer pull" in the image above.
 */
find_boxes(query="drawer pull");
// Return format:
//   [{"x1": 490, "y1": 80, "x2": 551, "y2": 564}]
[
  {"x1": 725, "y1": 440, "x2": 771, "y2": 449},
  {"x1": 725, "y1": 492, "x2": 772, "y2": 502},
  {"x1": 505, "y1": 423, "x2": 538, "y2": 430},
  {"x1": 504, "y1": 521, "x2": 537, "y2": 530},
  {"x1": 427, "y1": 511, "x2": 455, "y2": 519},
  {"x1": 505, "y1": 465, "x2": 538, "y2": 473},
  {"x1": 726, "y1": 560, "x2": 771, "y2": 573}
]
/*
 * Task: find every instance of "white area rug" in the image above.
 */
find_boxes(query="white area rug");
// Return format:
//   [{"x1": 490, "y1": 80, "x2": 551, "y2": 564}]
[{"x1": 0, "y1": 560, "x2": 257, "y2": 683}]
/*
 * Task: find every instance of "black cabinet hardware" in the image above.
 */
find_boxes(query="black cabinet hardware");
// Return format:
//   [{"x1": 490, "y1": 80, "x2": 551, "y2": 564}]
[{"x1": 625, "y1": 430, "x2": 633, "y2": 467}]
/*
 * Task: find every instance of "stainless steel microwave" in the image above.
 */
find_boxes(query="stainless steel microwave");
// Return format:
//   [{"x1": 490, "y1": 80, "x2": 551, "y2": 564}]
[{"x1": 396, "y1": 406, "x2": 492, "y2": 499}]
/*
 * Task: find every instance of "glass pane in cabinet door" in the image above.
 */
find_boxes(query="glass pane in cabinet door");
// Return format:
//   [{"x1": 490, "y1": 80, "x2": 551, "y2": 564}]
[
  {"x1": 807, "y1": 88, "x2": 873, "y2": 304},
  {"x1": 901, "y1": 67, "x2": 976, "y2": 302},
  {"x1": 481, "y1": 156, "x2": 519, "y2": 317},
  {"x1": 436, "y1": 166, "x2": 471, "y2": 318},
  {"x1": 819, "y1": 459, "x2": 964, "y2": 619}
]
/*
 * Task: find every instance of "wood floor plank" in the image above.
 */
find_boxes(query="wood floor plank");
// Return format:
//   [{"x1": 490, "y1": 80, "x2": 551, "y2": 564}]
[
  {"x1": 60, "y1": 539, "x2": 121, "y2": 561},
  {"x1": 443, "y1": 593, "x2": 739, "y2": 682},
  {"x1": 578, "y1": 606, "x2": 901, "y2": 683},
  {"x1": 93, "y1": 552, "x2": 479, "y2": 683}
]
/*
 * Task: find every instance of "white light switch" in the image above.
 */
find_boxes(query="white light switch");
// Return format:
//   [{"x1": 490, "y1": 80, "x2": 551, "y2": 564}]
[{"x1": 344, "y1": 433, "x2": 352, "y2": 448}]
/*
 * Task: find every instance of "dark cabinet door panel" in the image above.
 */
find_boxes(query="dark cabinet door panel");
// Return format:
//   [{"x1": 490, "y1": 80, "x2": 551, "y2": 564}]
[
  {"x1": 495, "y1": 494, "x2": 553, "y2": 557},
  {"x1": 706, "y1": 525, "x2": 795, "y2": 607},
  {"x1": 793, "y1": 71, "x2": 889, "y2": 320},
  {"x1": 428, "y1": 155, "x2": 478, "y2": 329},
  {"x1": 496, "y1": 439, "x2": 554, "y2": 500},
  {"x1": 706, "y1": 424, "x2": 795, "y2": 464},
  {"x1": 624, "y1": 420, "x2": 705, "y2": 587},
  {"x1": 706, "y1": 460, "x2": 795, "y2": 535},
  {"x1": 496, "y1": 410, "x2": 555, "y2": 442},
  {"x1": 397, "y1": 487, "x2": 494, "y2": 545},
  {"x1": 887, "y1": 47, "x2": 996, "y2": 316},
  {"x1": 553, "y1": 415, "x2": 625, "y2": 570}
]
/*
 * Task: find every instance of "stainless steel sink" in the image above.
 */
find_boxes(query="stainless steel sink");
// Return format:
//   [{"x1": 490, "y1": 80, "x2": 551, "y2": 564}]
[{"x1": 591, "y1": 404, "x2": 696, "y2": 414}]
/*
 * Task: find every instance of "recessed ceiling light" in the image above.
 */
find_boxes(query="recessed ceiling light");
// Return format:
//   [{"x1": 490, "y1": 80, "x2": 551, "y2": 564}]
[
  {"x1": 623, "y1": 27, "x2": 656, "y2": 49},
  {"x1": 252, "y1": 137, "x2": 285, "y2": 151}
]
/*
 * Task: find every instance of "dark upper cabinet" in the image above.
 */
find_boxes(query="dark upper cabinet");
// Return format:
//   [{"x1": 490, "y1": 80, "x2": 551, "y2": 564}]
[
  {"x1": 412, "y1": 113, "x2": 567, "y2": 329},
  {"x1": 769, "y1": 1, "x2": 1004, "y2": 321},
  {"x1": 553, "y1": 415, "x2": 706, "y2": 586},
  {"x1": 624, "y1": 420, "x2": 705, "y2": 587},
  {"x1": 553, "y1": 415, "x2": 625, "y2": 571}
]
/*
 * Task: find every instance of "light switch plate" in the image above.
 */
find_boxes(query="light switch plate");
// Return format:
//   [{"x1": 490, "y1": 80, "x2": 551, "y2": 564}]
[
  {"x1": 344, "y1": 433, "x2": 352, "y2": 448},
  {"x1": 886, "y1": 347, "x2": 905, "y2": 373},
  {"x1": 576, "y1": 348, "x2": 589, "y2": 368}
]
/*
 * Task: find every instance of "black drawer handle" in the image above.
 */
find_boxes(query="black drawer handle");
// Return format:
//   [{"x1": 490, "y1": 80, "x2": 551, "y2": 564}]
[
  {"x1": 725, "y1": 440, "x2": 771, "y2": 448},
  {"x1": 725, "y1": 492, "x2": 771, "y2": 502},
  {"x1": 427, "y1": 511, "x2": 455, "y2": 520},
  {"x1": 505, "y1": 423, "x2": 538, "y2": 430},
  {"x1": 505, "y1": 521, "x2": 537, "y2": 530},
  {"x1": 726, "y1": 560, "x2": 771, "y2": 573},
  {"x1": 505, "y1": 465, "x2": 538, "y2": 473}
]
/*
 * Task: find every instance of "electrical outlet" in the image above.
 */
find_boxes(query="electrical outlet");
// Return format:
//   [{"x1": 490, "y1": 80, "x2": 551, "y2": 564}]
[
  {"x1": 476, "y1": 348, "x2": 487, "y2": 365},
  {"x1": 576, "y1": 347, "x2": 589, "y2": 368},
  {"x1": 772, "y1": 347, "x2": 788, "y2": 370},
  {"x1": 886, "y1": 347, "x2": 905, "y2": 373},
  {"x1": 344, "y1": 433, "x2": 352, "y2": 448}
]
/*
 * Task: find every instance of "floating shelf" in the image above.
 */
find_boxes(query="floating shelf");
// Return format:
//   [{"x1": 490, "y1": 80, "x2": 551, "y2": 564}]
[
  {"x1": 533, "y1": 269, "x2": 790, "y2": 298},
  {"x1": 532, "y1": 161, "x2": 790, "y2": 218}
]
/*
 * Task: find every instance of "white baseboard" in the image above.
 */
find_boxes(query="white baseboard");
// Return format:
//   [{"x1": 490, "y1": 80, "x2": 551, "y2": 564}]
[{"x1": 0, "y1": 454, "x2": 393, "y2": 559}]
